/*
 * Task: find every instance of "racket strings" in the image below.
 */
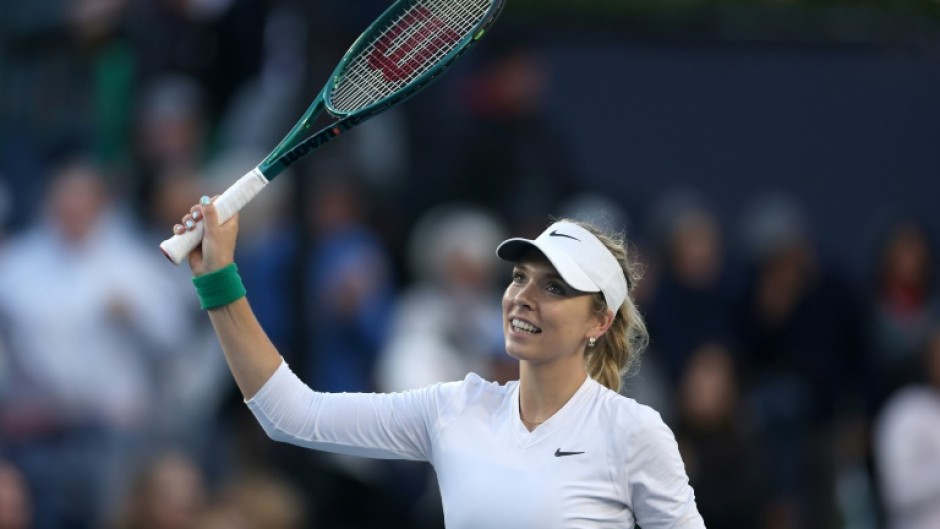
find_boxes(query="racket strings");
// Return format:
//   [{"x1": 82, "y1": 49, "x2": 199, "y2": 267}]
[
  {"x1": 387, "y1": 1, "x2": 480, "y2": 70},
  {"x1": 331, "y1": 0, "x2": 491, "y2": 113},
  {"x1": 336, "y1": 2, "x2": 477, "y2": 109}
]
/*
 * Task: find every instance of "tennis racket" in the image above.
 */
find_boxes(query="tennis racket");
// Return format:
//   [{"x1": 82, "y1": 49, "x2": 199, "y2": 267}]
[{"x1": 160, "y1": 0, "x2": 506, "y2": 264}]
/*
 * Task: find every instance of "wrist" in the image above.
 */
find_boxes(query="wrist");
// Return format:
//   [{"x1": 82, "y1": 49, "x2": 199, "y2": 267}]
[
  {"x1": 197, "y1": 258, "x2": 234, "y2": 277},
  {"x1": 192, "y1": 263, "x2": 246, "y2": 310}
]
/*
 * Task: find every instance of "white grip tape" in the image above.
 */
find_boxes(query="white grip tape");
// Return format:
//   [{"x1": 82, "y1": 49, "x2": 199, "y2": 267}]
[{"x1": 159, "y1": 168, "x2": 269, "y2": 265}]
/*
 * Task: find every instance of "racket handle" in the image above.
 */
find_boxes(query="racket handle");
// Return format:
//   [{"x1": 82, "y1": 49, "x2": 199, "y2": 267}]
[{"x1": 159, "y1": 168, "x2": 269, "y2": 265}]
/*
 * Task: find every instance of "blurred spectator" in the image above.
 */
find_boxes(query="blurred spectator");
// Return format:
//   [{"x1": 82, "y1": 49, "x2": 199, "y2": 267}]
[
  {"x1": 875, "y1": 327, "x2": 940, "y2": 529},
  {"x1": 0, "y1": 159, "x2": 185, "y2": 528},
  {"x1": 303, "y1": 171, "x2": 395, "y2": 393},
  {"x1": 0, "y1": 460, "x2": 32, "y2": 529},
  {"x1": 1, "y1": 0, "x2": 109, "y2": 151},
  {"x1": 108, "y1": 452, "x2": 208, "y2": 529},
  {"x1": 674, "y1": 343, "x2": 771, "y2": 529},
  {"x1": 645, "y1": 190, "x2": 735, "y2": 389},
  {"x1": 0, "y1": 0, "x2": 136, "y2": 225},
  {"x1": 217, "y1": 471, "x2": 307, "y2": 529},
  {"x1": 189, "y1": 469, "x2": 308, "y2": 529},
  {"x1": 867, "y1": 217, "x2": 938, "y2": 411},
  {"x1": 68, "y1": 0, "x2": 138, "y2": 167},
  {"x1": 378, "y1": 204, "x2": 511, "y2": 392},
  {"x1": 420, "y1": 44, "x2": 576, "y2": 235},
  {"x1": 132, "y1": 74, "x2": 210, "y2": 216},
  {"x1": 287, "y1": 171, "x2": 418, "y2": 529},
  {"x1": 192, "y1": 502, "x2": 249, "y2": 529},
  {"x1": 134, "y1": 75, "x2": 207, "y2": 178},
  {"x1": 733, "y1": 194, "x2": 864, "y2": 529},
  {"x1": 128, "y1": 0, "x2": 268, "y2": 124},
  {"x1": 146, "y1": 166, "x2": 208, "y2": 238}
]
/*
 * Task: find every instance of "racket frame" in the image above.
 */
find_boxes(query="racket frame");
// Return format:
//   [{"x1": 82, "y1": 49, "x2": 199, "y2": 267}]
[
  {"x1": 160, "y1": 0, "x2": 505, "y2": 265},
  {"x1": 259, "y1": 0, "x2": 505, "y2": 181}
]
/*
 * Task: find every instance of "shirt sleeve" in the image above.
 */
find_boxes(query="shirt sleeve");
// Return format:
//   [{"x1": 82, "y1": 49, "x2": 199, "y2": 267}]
[
  {"x1": 245, "y1": 360, "x2": 457, "y2": 461},
  {"x1": 622, "y1": 407, "x2": 706, "y2": 529}
]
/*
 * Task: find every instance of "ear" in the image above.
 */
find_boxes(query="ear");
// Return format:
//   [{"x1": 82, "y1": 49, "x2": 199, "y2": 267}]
[{"x1": 590, "y1": 308, "x2": 615, "y2": 340}]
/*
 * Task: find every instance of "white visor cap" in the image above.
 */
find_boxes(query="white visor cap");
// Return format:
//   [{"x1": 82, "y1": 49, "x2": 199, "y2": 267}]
[{"x1": 496, "y1": 221, "x2": 628, "y2": 314}]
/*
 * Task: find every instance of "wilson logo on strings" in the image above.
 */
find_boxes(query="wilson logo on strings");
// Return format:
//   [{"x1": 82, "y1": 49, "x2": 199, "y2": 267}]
[{"x1": 368, "y1": 7, "x2": 460, "y2": 83}]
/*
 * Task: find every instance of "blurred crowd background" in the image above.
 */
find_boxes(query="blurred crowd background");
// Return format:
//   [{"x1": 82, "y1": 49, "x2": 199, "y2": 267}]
[{"x1": 1, "y1": 0, "x2": 940, "y2": 528}]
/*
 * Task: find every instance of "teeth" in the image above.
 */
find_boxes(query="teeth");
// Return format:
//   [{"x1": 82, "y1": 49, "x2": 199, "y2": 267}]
[{"x1": 511, "y1": 319, "x2": 541, "y2": 334}]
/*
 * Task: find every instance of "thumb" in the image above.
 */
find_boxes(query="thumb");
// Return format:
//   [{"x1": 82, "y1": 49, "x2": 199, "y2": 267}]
[
  {"x1": 199, "y1": 195, "x2": 219, "y2": 225},
  {"x1": 199, "y1": 195, "x2": 222, "y2": 236}
]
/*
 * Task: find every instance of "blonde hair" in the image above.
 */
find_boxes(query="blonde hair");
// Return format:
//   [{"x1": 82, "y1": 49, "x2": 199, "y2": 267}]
[{"x1": 566, "y1": 219, "x2": 649, "y2": 393}]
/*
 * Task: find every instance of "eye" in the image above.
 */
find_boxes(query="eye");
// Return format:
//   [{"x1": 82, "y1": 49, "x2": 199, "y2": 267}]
[
  {"x1": 511, "y1": 270, "x2": 525, "y2": 284},
  {"x1": 545, "y1": 281, "x2": 567, "y2": 296}
]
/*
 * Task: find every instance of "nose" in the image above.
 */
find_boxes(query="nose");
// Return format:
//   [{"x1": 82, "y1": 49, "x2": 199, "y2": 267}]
[{"x1": 512, "y1": 280, "x2": 537, "y2": 310}]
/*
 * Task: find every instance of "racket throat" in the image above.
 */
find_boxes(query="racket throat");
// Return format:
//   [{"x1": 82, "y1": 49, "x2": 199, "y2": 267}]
[
  {"x1": 261, "y1": 115, "x2": 360, "y2": 175},
  {"x1": 282, "y1": 120, "x2": 353, "y2": 165}
]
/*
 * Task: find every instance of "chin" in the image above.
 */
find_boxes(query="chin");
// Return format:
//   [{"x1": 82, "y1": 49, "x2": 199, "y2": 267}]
[
  {"x1": 504, "y1": 340, "x2": 543, "y2": 363},
  {"x1": 503, "y1": 338, "x2": 526, "y2": 361}
]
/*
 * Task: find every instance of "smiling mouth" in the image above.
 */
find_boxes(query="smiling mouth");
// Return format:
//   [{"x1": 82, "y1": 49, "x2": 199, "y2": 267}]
[{"x1": 510, "y1": 318, "x2": 542, "y2": 334}]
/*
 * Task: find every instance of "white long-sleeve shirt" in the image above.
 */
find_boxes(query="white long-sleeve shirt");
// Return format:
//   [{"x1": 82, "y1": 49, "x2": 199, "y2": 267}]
[
  {"x1": 247, "y1": 361, "x2": 706, "y2": 529},
  {"x1": 876, "y1": 387, "x2": 940, "y2": 529}
]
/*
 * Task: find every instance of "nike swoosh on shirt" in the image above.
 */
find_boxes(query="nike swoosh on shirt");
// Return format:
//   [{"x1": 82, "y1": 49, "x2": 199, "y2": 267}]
[{"x1": 554, "y1": 448, "x2": 585, "y2": 457}]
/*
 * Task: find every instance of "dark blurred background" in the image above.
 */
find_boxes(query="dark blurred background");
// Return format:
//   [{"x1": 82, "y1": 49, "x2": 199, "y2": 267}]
[{"x1": 1, "y1": 0, "x2": 940, "y2": 528}]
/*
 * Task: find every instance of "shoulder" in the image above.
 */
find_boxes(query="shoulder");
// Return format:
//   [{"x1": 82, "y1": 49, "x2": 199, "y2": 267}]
[
  {"x1": 444, "y1": 372, "x2": 513, "y2": 405},
  {"x1": 592, "y1": 383, "x2": 682, "y2": 472},
  {"x1": 592, "y1": 383, "x2": 703, "y2": 527},
  {"x1": 430, "y1": 372, "x2": 514, "y2": 421},
  {"x1": 592, "y1": 382, "x2": 672, "y2": 439}
]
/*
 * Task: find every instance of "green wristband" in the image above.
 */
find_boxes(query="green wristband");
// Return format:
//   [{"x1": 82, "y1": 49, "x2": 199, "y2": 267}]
[{"x1": 192, "y1": 263, "x2": 247, "y2": 310}]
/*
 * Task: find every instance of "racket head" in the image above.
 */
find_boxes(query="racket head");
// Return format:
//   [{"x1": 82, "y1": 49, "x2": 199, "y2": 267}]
[{"x1": 324, "y1": 0, "x2": 505, "y2": 117}]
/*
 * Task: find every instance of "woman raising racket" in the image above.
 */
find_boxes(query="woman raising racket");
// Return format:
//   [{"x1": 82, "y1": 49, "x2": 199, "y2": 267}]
[{"x1": 172, "y1": 197, "x2": 706, "y2": 528}]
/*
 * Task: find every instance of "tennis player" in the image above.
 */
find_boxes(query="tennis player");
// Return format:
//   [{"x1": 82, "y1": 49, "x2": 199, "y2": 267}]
[{"x1": 173, "y1": 198, "x2": 706, "y2": 528}]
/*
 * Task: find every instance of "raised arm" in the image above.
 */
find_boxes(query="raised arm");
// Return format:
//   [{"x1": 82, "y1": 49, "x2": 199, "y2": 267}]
[
  {"x1": 175, "y1": 197, "x2": 445, "y2": 463},
  {"x1": 177, "y1": 196, "x2": 281, "y2": 399}
]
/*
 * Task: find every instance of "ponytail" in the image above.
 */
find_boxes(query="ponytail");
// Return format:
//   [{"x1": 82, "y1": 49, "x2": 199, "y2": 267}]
[{"x1": 567, "y1": 220, "x2": 648, "y2": 393}]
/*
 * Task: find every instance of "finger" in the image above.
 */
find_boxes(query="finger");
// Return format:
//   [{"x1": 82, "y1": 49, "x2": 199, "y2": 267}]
[
  {"x1": 182, "y1": 214, "x2": 195, "y2": 231},
  {"x1": 173, "y1": 224, "x2": 185, "y2": 235},
  {"x1": 190, "y1": 204, "x2": 202, "y2": 222}
]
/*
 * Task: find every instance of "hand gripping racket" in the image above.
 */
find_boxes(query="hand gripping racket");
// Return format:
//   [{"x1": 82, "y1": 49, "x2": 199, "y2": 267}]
[{"x1": 160, "y1": 0, "x2": 505, "y2": 264}]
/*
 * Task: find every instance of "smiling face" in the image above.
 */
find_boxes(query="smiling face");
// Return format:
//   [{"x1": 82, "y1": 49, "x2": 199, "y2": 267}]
[{"x1": 501, "y1": 252, "x2": 610, "y2": 367}]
